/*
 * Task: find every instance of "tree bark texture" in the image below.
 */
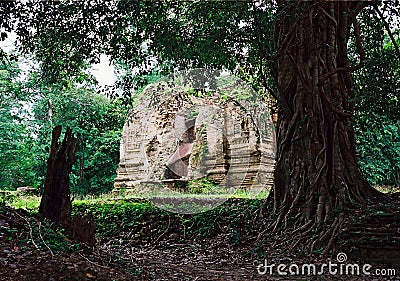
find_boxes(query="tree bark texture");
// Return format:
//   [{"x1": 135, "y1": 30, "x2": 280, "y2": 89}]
[
  {"x1": 271, "y1": 1, "x2": 383, "y2": 250},
  {"x1": 39, "y1": 126, "x2": 76, "y2": 224}
]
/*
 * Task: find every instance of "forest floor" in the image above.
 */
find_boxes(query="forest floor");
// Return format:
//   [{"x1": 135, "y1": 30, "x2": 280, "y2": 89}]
[{"x1": 1, "y1": 192, "x2": 400, "y2": 281}]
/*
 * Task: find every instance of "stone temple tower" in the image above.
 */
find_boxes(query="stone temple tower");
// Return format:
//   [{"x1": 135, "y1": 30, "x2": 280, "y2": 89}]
[{"x1": 114, "y1": 80, "x2": 275, "y2": 194}]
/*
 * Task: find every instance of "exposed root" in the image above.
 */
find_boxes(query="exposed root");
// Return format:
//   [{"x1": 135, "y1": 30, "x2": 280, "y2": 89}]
[{"x1": 259, "y1": 0, "x2": 391, "y2": 256}]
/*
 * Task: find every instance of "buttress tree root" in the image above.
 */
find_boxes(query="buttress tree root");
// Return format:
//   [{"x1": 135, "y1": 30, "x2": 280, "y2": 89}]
[{"x1": 258, "y1": 1, "x2": 389, "y2": 253}]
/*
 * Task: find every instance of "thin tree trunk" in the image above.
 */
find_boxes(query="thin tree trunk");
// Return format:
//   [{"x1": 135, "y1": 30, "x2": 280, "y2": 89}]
[
  {"x1": 269, "y1": 0, "x2": 385, "y2": 251},
  {"x1": 39, "y1": 126, "x2": 76, "y2": 224}
]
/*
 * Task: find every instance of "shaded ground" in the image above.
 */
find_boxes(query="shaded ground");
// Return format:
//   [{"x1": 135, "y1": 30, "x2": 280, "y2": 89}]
[{"x1": 1, "y1": 198, "x2": 400, "y2": 280}]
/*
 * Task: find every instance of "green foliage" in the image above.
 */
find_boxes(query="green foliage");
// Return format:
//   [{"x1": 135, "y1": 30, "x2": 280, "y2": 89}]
[
  {"x1": 0, "y1": 205, "x2": 81, "y2": 253},
  {"x1": 63, "y1": 96, "x2": 128, "y2": 195},
  {"x1": 0, "y1": 57, "x2": 129, "y2": 194},
  {"x1": 1, "y1": 192, "x2": 40, "y2": 213},
  {"x1": 176, "y1": 199, "x2": 263, "y2": 239},
  {"x1": 8, "y1": 1, "x2": 277, "y2": 102},
  {"x1": 351, "y1": 6, "x2": 400, "y2": 186},
  {"x1": 191, "y1": 123, "x2": 208, "y2": 167},
  {"x1": 355, "y1": 116, "x2": 400, "y2": 186},
  {"x1": 22, "y1": 64, "x2": 129, "y2": 194},
  {"x1": 70, "y1": 196, "x2": 263, "y2": 241},
  {"x1": 0, "y1": 61, "x2": 38, "y2": 190},
  {"x1": 27, "y1": 221, "x2": 81, "y2": 253},
  {"x1": 29, "y1": 83, "x2": 129, "y2": 195},
  {"x1": 72, "y1": 200, "x2": 158, "y2": 237},
  {"x1": 186, "y1": 177, "x2": 219, "y2": 194}
]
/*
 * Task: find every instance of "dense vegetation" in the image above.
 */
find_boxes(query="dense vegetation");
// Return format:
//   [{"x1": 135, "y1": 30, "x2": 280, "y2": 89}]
[
  {"x1": 0, "y1": 1, "x2": 399, "y2": 280},
  {"x1": 0, "y1": 60, "x2": 129, "y2": 193},
  {"x1": 352, "y1": 7, "x2": 399, "y2": 187},
  {"x1": 0, "y1": 6, "x2": 398, "y2": 194}
]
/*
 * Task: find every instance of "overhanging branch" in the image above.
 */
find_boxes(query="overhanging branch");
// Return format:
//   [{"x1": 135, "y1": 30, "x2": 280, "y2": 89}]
[{"x1": 372, "y1": 3, "x2": 400, "y2": 59}]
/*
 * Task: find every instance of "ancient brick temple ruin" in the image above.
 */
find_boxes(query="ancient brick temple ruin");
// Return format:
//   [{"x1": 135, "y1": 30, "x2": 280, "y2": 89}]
[{"x1": 114, "y1": 81, "x2": 276, "y2": 193}]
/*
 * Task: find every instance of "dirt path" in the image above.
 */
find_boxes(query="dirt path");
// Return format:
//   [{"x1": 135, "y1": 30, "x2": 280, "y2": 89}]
[{"x1": 1, "y1": 200, "x2": 400, "y2": 281}]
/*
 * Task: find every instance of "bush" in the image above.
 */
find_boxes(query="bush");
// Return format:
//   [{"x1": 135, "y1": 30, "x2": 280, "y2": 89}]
[
  {"x1": 186, "y1": 177, "x2": 220, "y2": 194},
  {"x1": 355, "y1": 116, "x2": 400, "y2": 186}
]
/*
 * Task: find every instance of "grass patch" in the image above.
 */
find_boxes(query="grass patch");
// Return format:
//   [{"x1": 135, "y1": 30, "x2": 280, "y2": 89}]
[
  {"x1": 70, "y1": 196, "x2": 265, "y2": 240},
  {"x1": 374, "y1": 185, "x2": 400, "y2": 194},
  {"x1": 1, "y1": 191, "x2": 40, "y2": 214},
  {"x1": 2, "y1": 184, "x2": 397, "y2": 246},
  {"x1": 72, "y1": 199, "x2": 159, "y2": 236},
  {"x1": 2, "y1": 184, "x2": 396, "y2": 215}
]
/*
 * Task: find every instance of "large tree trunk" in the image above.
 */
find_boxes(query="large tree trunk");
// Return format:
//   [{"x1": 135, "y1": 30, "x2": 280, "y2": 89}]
[
  {"x1": 39, "y1": 126, "x2": 76, "y2": 224},
  {"x1": 269, "y1": 1, "x2": 384, "y2": 251}
]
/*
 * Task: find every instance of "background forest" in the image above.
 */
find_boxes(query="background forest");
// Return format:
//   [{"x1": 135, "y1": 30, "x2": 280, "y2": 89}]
[
  {"x1": 0, "y1": 61, "x2": 129, "y2": 194},
  {"x1": 0, "y1": 1, "x2": 399, "y2": 195},
  {"x1": 1, "y1": 32, "x2": 398, "y2": 195}
]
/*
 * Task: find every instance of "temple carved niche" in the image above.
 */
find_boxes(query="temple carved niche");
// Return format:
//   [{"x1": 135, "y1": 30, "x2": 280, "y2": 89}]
[{"x1": 114, "y1": 81, "x2": 276, "y2": 194}]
